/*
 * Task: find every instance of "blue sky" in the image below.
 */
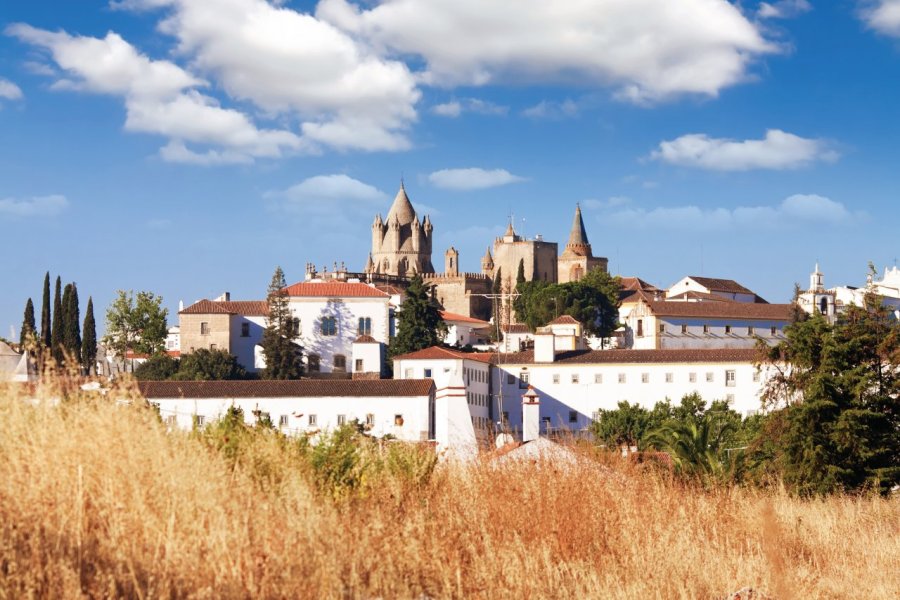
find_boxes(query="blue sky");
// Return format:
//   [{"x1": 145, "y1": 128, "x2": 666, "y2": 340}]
[{"x1": 3, "y1": 0, "x2": 900, "y2": 336}]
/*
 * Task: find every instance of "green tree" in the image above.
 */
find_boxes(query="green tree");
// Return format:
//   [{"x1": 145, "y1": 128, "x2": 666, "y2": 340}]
[
  {"x1": 39, "y1": 272, "x2": 51, "y2": 350},
  {"x1": 103, "y1": 290, "x2": 169, "y2": 370},
  {"x1": 389, "y1": 275, "x2": 448, "y2": 358},
  {"x1": 759, "y1": 292, "x2": 900, "y2": 496},
  {"x1": 62, "y1": 282, "x2": 81, "y2": 359},
  {"x1": 81, "y1": 297, "x2": 97, "y2": 374},
  {"x1": 20, "y1": 298, "x2": 36, "y2": 352},
  {"x1": 590, "y1": 401, "x2": 651, "y2": 451},
  {"x1": 516, "y1": 259, "x2": 526, "y2": 287},
  {"x1": 51, "y1": 275, "x2": 62, "y2": 362},
  {"x1": 644, "y1": 412, "x2": 740, "y2": 484},
  {"x1": 260, "y1": 266, "x2": 304, "y2": 380},
  {"x1": 133, "y1": 353, "x2": 180, "y2": 381},
  {"x1": 175, "y1": 348, "x2": 248, "y2": 381}
]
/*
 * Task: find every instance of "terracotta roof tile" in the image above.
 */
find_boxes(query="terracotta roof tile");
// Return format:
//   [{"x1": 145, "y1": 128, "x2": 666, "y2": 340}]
[
  {"x1": 502, "y1": 323, "x2": 532, "y2": 334},
  {"x1": 494, "y1": 348, "x2": 761, "y2": 365},
  {"x1": 392, "y1": 346, "x2": 494, "y2": 363},
  {"x1": 354, "y1": 335, "x2": 379, "y2": 343},
  {"x1": 644, "y1": 300, "x2": 792, "y2": 320},
  {"x1": 138, "y1": 379, "x2": 433, "y2": 399},
  {"x1": 440, "y1": 311, "x2": 491, "y2": 326},
  {"x1": 180, "y1": 299, "x2": 268, "y2": 316},
  {"x1": 684, "y1": 276, "x2": 755, "y2": 295},
  {"x1": 548, "y1": 315, "x2": 580, "y2": 325},
  {"x1": 620, "y1": 276, "x2": 661, "y2": 292},
  {"x1": 283, "y1": 281, "x2": 389, "y2": 298}
]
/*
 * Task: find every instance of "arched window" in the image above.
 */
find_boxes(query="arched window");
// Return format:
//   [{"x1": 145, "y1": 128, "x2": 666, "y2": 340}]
[
  {"x1": 307, "y1": 354, "x2": 320, "y2": 372},
  {"x1": 571, "y1": 265, "x2": 584, "y2": 281},
  {"x1": 333, "y1": 354, "x2": 347, "y2": 372},
  {"x1": 358, "y1": 317, "x2": 372, "y2": 335},
  {"x1": 321, "y1": 317, "x2": 337, "y2": 336},
  {"x1": 819, "y1": 297, "x2": 828, "y2": 315}
]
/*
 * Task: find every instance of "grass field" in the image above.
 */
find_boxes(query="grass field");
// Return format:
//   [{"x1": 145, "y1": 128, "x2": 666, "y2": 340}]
[{"x1": 1, "y1": 381, "x2": 897, "y2": 599}]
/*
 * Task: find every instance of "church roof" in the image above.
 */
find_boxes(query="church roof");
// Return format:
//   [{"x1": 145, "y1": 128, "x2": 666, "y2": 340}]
[
  {"x1": 283, "y1": 281, "x2": 390, "y2": 298},
  {"x1": 385, "y1": 183, "x2": 417, "y2": 225},
  {"x1": 504, "y1": 220, "x2": 516, "y2": 238},
  {"x1": 566, "y1": 205, "x2": 590, "y2": 247}
]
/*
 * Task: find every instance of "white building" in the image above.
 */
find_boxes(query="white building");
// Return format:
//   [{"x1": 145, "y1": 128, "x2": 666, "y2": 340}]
[
  {"x1": 0, "y1": 341, "x2": 31, "y2": 382},
  {"x1": 797, "y1": 264, "x2": 900, "y2": 322},
  {"x1": 440, "y1": 311, "x2": 491, "y2": 347},
  {"x1": 282, "y1": 280, "x2": 392, "y2": 376},
  {"x1": 178, "y1": 297, "x2": 268, "y2": 372},
  {"x1": 666, "y1": 276, "x2": 765, "y2": 303}
]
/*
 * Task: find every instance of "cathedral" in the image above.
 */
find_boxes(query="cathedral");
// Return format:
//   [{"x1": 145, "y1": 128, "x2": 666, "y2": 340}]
[{"x1": 365, "y1": 183, "x2": 435, "y2": 277}]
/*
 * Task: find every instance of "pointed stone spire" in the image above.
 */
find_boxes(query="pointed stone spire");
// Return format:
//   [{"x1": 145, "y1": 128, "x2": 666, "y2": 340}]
[
  {"x1": 386, "y1": 181, "x2": 416, "y2": 225},
  {"x1": 481, "y1": 246, "x2": 494, "y2": 274},
  {"x1": 504, "y1": 220, "x2": 516, "y2": 238},
  {"x1": 365, "y1": 253, "x2": 375, "y2": 273},
  {"x1": 561, "y1": 204, "x2": 592, "y2": 258}
]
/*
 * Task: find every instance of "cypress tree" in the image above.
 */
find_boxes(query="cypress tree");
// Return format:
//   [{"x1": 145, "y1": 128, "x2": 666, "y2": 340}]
[
  {"x1": 82, "y1": 296, "x2": 97, "y2": 375},
  {"x1": 40, "y1": 272, "x2": 51, "y2": 349},
  {"x1": 51, "y1": 276, "x2": 63, "y2": 362},
  {"x1": 63, "y1": 283, "x2": 82, "y2": 359},
  {"x1": 20, "y1": 298, "x2": 36, "y2": 351},
  {"x1": 516, "y1": 258, "x2": 526, "y2": 287}
]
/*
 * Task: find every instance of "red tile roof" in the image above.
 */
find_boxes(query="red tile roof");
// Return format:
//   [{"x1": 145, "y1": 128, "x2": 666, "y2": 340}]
[
  {"x1": 683, "y1": 276, "x2": 755, "y2": 295},
  {"x1": 548, "y1": 315, "x2": 580, "y2": 325},
  {"x1": 282, "y1": 281, "x2": 389, "y2": 298},
  {"x1": 502, "y1": 323, "x2": 532, "y2": 334},
  {"x1": 440, "y1": 311, "x2": 491, "y2": 327},
  {"x1": 495, "y1": 348, "x2": 761, "y2": 365},
  {"x1": 138, "y1": 379, "x2": 434, "y2": 399},
  {"x1": 180, "y1": 299, "x2": 268, "y2": 316},
  {"x1": 354, "y1": 335, "x2": 379, "y2": 343},
  {"x1": 620, "y1": 276, "x2": 661, "y2": 292},
  {"x1": 644, "y1": 300, "x2": 792, "y2": 320},
  {"x1": 392, "y1": 346, "x2": 494, "y2": 364}
]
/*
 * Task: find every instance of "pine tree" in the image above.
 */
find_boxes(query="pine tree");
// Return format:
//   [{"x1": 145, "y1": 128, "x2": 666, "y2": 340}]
[
  {"x1": 260, "y1": 267, "x2": 303, "y2": 380},
  {"x1": 82, "y1": 297, "x2": 97, "y2": 375},
  {"x1": 20, "y1": 298, "x2": 36, "y2": 352},
  {"x1": 40, "y1": 272, "x2": 51, "y2": 350},
  {"x1": 51, "y1": 276, "x2": 63, "y2": 363},
  {"x1": 63, "y1": 282, "x2": 82, "y2": 359},
  {"x1": 389, "y1": 275, "x2": 448, "y2": 358}
]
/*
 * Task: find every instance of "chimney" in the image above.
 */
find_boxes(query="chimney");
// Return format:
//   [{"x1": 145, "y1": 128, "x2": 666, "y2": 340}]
[
  {"x1": 215, "y1": 292, "x2": 231, "y2": 302},
  {"x1": 533, "y1": 330, "x2": 555, "y2": 363},
  {"x1": 522, "y1": 386, "x2": 540, "y2": 443}
]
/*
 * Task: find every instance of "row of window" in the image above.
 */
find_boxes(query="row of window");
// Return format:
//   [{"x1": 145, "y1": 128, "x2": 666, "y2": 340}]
[
  {"x1": 198, "y1": 317, "x2": 376, "y2": 338},
  {"x1": 511, "y1": 370, "x2": 757, "y2": 386},
  {"x1": 471, "y1": 416, "x2": 491, "y2": 430},
  {"x1": 636, "y1": 320, "x2": 780, "y2": 337},
  {"x1": 464, "y1": 367, "x2": 488, "y2": 384},
  {"x1": 175, "y1": 413, "x2": 407, "y2": 428},
  {"x1": 467, "y1": 391, "x2": 488, "y2": 407}
]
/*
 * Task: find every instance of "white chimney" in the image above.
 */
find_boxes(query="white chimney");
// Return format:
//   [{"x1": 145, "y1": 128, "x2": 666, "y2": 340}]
[
  {"x1": 522, "y1": 386, "x2": 540, "y2": 443},
  {"x1": 533, "y1": 330, "x2": 555, "y2": 363}
]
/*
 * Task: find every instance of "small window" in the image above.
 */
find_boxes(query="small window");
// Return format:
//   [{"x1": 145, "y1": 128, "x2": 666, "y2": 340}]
[
  {"x1": 519, "y1": 371, "x2": 530, "y2": 389},
  {"x1": 355, "y1": 358, "x2": 364, "y2": 372},
  {"x1": 193, "y1": 415, "x2": 205, "y2": 427},
  {"x1": 358, "y1": 317, "x2": 372, "y2": 335},
  {"x1": 594, "y1": 373, "x2": 603, "y2": 384},
  {"x1": 571, "y1": 373, "x2": 579, "y2": 384},
  {"x1": 618, "y1": 373, "x2": 626, "y2": 384},
  {"x1": 209, "y1": 343, "x2": 217, "y2": 351},
  {"x1": 658, "y1": 323, "x2": 665, "y2": 334},
  {"x1": 307, "y1": 354, "x2": 320, "y2": 372},
  {"x1": 748, "y1": 326, "x2": 754, "y2": 336},
  {"x1": 308, "y1": 414, "x2": 317, "y2": 427},
  {"x1": 568, "y1": 410, "x2": 578, "y2": 423},
  {"x1": 552, "y1": 374, "x2": 560, "y2": 384},
  {"x1": 665, "y1": 372, "x2": 673, "y2": 383},
  {"x1": 366, "y1": 413, "x2": 375, "y2": 426},
  {"x1": 725, "y1": 325, "x2": 732, "y2": 334},
  {"x1": 321, "y1": 316, "x2": 337, "y2": 336},
  {"x1": 703, "y1": 324, "x2": 710, "y2": 334},
  {"x1": 241, "y1": 322, "x2": 250, "y2": 337},
  {"x1": 681, "y1": 324, "x2": 688, "y2": 334},
  {"x1": 641, "y1": 373, "x2": 649, "y2": 384},
  {"x1": 404, "y1": 368, "x2": 413, "y2": 378},
  {"x1": 292, "y1": 318, "x2": 301, "y2": 337},
  {"x1": 507, "y1": 373, "x2": 515, "y2": 385},
  {"x1": 279, "y1": 414, "x2": 289, "y2": 427},
  {"x1": 726, "y1": 394, "x2": 735, "y2": 405},
  {"x1": 394, "y1": 414, "x2": 404, "y2": 426},
  {"x1": 200, "y1": 322, "x2": 209, "y2": 335},
  {"x1": 753, "y1": 371, "x2": 761, "y2": 383},
  {"x1": 334, "y1": 354, "x2": 347, "y2": 371},
  {"x1": 424, "y1": 368, "x2": 432, "y2": 378},
  {"x1": 636, "y1": 319, "x2": 644, "y2": 337},
  {"x1": 542, "y1": 416, "x2": 551, "y2": 430},
  {"x1": 706, "y1": 372, "x2": 714, "y2": 382},
  {"x1": 337, "y1": 414, "x2": 346, "y2": 426},
  {"x1": 689, "y1": 372, "x2": 697, "y2": 383},
  {"x1": 770, "y1": 326, "x2": 777, "y2": 336},
  {"x1": 726, "y1": 370, "x2": 736, "y2": 387}
]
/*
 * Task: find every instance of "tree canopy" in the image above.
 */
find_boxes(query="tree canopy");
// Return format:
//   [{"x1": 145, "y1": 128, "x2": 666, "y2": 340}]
[
  {"x1": 260, "y1": 266, "x2": 304, "y2": 380},
  {"x1": 103, "y1": 290, "x2": 169, "y2": 367},
  {"x1": 389, "y1": 275, "x2": 448, "y2": 358}
]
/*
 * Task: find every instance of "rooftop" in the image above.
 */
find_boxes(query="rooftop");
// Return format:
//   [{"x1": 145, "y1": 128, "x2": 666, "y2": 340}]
[
  {"x1": 392, "y1": 346, "x2": 494, "y2": 364},
  {"x1": 440, "y1": 311, "x2": 491, "y2": 327},
  {"x1": 682, "y1": 276, "x2": 755, "y2": 295},
  {"x1": 643, "y1": 299, "x2": 792, "y2": 320},
  {"x1": 496, "y1": 347, "x2": 761, "y2": 365},
  {"x1": 138, "y1": 379, "x2": 434, "y2": 399},
  {"x1": 180, "y1": 299, "x2": 268, "y2": 316},
  {"x1": 282, "y1": 281, "x2": 390, "y2": 298}
]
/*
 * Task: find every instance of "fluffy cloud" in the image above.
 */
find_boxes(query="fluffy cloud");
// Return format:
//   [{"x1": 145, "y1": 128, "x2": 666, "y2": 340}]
[
  {"x1": 603, "y1": 194, "x2": 858, "y2": 231},
  {"x1": 427, "y1": 168, "x2": 526, "y2": 190},
  {"x1": 318, "y1": 0, "x2": 777, "y2": 102},
  {"x1": 268, "y1": 174, "x2": 386, "y2": 212},
  {"x1": 650, "y1": 129, "x2": 838, "y2": 171},
  {"x1": 757, "y1": 0, "x2": 811, "y2": 19},
  {"x1": 0, "y1": 77, "x2": 23, "y2": 100},
  {"x1": 521, "y1": 99, "x2": 579, "y2": 119},
  {"x1": 0, "y1": 194, "x2": 68, "y2": 217},
  {"x1": 862, "y1": 0, "x2": 900, "y2": 36},
  {"x1": 431, "y1": 97, "x2": 507, "y2": 117}
]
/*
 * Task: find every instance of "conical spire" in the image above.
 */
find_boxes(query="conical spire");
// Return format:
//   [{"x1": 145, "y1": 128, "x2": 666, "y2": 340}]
[
  {"x1": 567, "y1": 204, "x2": 589, "y2": 247},
  {"x1": 386, "y1": 181, "x2": 416, "y2": 225},
  {"x1": 504, "y1": 220, "x2": 516, "y2": 238}
]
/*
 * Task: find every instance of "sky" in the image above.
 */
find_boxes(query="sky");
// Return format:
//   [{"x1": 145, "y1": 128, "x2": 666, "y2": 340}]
[{"x1": 3, "y1": 0, "x2": 900, "y2": 337}]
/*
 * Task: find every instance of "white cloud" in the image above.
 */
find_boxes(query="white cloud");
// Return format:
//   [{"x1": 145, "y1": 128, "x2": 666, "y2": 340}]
[
  {"x1": 758, "y1": 0, "x2": 811, "y2": 19},
  {"x1": 603, "y1": 194, "x2": 858, "y2": 231},
  {"x1": 268, "y1": 174, "x2": 387, "y2": 211},
  {"x1": 0, "y1": 77, "x2": 23, "y2": 100},
  {"x1": 431, "y1": 97, "x2": 507, "y2": 117},
  {"x1": 521, "y1": 99, "x2": 578, "y2": 120},
  {"x1": 862, "y1": 0, "x2": 900, "y2": 36},
  {"x1": 318, "y1": 0, "x2": 777, "y2": 102},
  {"x1": 651, "y1": 129, "x2": 838, "y2": 171},
  {"x1": 0, "y1": 194, "x2": 68, "y2": 217},
  {"x1": 427, "y1": 168, "x2": 526, "y2": 190}
]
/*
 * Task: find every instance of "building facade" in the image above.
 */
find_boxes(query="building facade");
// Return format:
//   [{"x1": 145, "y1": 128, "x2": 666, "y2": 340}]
[{"x1": 179, "y1": 296, "x2": 268, "y2": 372}]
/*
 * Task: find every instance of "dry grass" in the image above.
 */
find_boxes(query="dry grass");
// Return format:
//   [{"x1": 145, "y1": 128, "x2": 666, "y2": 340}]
[{"x1": 0, "y1": 382, "x2": 897, "y2": 599}]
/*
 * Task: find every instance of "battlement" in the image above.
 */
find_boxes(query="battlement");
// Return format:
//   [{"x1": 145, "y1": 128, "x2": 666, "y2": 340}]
[{"x1": 422, "y1": 272, "x2": 491, "y2": 281}]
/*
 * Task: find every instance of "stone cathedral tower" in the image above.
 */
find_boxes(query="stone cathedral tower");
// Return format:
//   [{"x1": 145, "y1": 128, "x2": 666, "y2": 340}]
[
  {"x1": 557, "y1": 204, "x2": 608, "y2": 283},
  {"x1": 365, "y1": 183, "x2": 435, "y2": 277}
]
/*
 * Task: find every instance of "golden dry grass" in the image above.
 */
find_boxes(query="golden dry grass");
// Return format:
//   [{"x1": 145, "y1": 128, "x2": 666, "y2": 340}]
[{"x1": 0, "y1": 382, "x2": 897, "y2": 599}]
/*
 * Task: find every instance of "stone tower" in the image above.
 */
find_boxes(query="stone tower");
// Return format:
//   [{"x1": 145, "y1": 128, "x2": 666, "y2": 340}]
[
  {"x1": 557, "y1": 204, "x2": 608, "y2": 283},
  {"x1": 445, "y1": 247, "x2": 459, "y2": 276},
  {"x1": 366, "y1": 182, "x2": 434, "y2": 277},
  {"x1": 481, "y1": 247, "x2": 494, "y2": 275}
]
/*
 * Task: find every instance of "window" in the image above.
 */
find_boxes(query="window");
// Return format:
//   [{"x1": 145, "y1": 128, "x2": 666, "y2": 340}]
[
  {"x1": 355, "y1": 358, "x2": 364, "y2": 372},
  {"x1": 681, "y1": 324, "x2": 688, "y2": 334},
  {"x1": 594, "y1": 373, "x2": 603, "y2": 384},
  {"x1": 636, "y1": 319, "x2": 644, "y2": 337},
  {"x1": 333, "y1": 354, "x2": 347, "y2": 372},
  {"x1": 404, "y1": 368, "x2": 413, "y2": 378},
  {"x1": 292, "y1": 318, "x2": 301, "y2": 337},
  {"x1": 753, "y1": 371, "x2": 761, "y2": 383},
  {"x1": 394, "y1": 414, "x2": 404, "y2": 426},
  {"x1": 321, "y1": 317, "x2": 337, "y2": 336},
  {"x1": 519, "y1": 371, "x2": 530, "y2": 389},
  {"x1": 279, "y1": 414, "x2": 289, "y2": 427},
  {"x1": 200, "y1": 321, "x2": 209, "y2": 335},
  {"x1": 193, "y1": 415, "x2": 205, "y2": 428},
  {"x1": 658, "y1": 323, "x2": 666, "y2": 334},
  {"x1": 571, "y1": 373, "x2": 579, "y2": 384},
  {"x1": 542, "y1": 417, "x2": 551, "y2": 430},
  {"x1": 725, "y1": 370, "x2": 736, "y2": 387},
  {"x1": 725, "y1": 325, "x2": 732, "y2": 335},
  {"x1": 726, "y1": 394, "x2": 735, "y2": 405},
  {"x1": 366, "y1": 413, "x2": 375, "y2": 426},
  {"x1": 552, "y1": 374, "x2": 560, "y2": 384},
  {"x1": 308, "y1": 414, "x2": 317, "y2": 427},
  {"x1": 209, "y1": 344, "x2": 217, "y2": 351},
  {"x1": 569, "y1": 410, "x2": 578, "y2": 423},
  {"x1": 770, "y1": 326, "x2": 777, "y2": 336},
  {"x1": 641, "y1": 373, "x2": 649, "y2": 384},
  {"x1": 689, "y1": 372, "x2": 697, "y2": 383},
  {"x1": 618, "y1": 373, "x2": 626, "y2": 384},
  {"x1": 748, "y1": 326, "x2": 754, "y2": 336},
  {"x1": 241, "y1": 322, "x2": 250, "y2": 337},
  {"x1": 706, "y1": 372, "x2": 714, "y2": 382},
  {"x1": 358, "y1": 317, "x2": 372, "y2": 336},
  {"x1": 703, "y1": 324, "x2": 710, "y2": 334},
  {"x1": 424, "y1": 368, "x2": 432, "y2": 378},
  {"x1": 337, "y1": 414, "x2": 346, "y2": 426},
  {"x1": 307, "y1": 354, "x2": 320, "y2": 372},
  {"x1": 665, "y1": 372, "x2": 673, "y2": 383},
  {"x1": 507, "y1": 373, "x2": 515, "y2": 385}
]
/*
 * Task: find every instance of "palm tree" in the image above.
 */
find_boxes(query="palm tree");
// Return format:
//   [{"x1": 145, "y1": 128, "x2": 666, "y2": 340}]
[{"x1": 645, "y1": 414, "x2": 742, "y2": 484}]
